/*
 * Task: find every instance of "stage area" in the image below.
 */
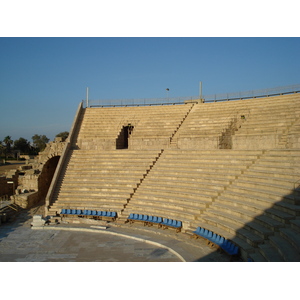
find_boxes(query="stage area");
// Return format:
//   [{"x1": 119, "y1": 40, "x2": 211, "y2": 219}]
[{"x1": 0, "y1": 206, "x2": 230, "y2": 262}]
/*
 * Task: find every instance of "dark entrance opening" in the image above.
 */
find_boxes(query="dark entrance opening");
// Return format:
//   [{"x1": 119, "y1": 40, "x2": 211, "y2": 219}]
[
  {"x1": 116, "y1": 124, "x2": 134, "y2": 149},
  {"x1": 38, "y1": 156, "x2": 60, "y2": 202}
]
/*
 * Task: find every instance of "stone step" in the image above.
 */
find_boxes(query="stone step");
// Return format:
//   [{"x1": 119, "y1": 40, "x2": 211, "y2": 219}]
[
  {"x1": 204, "y1": 209, "x2": 273, "y2": 239},
  {"x1": 234, "y1": 179, "x2": 293, "y2": 194},
  {"x1": 54, "y1": 196, "x2": 128, "y2": 204},
  {"x1": 200, "y1": 215, "x2": 264, "y2": 247},
  {"x1": 290, "y1": 218, "x2": 300, "y2": 233},
  {"x1": 254, "y1": 215, "x2": 284, "y2": 231},
  {"x1": 145, "y1": 171, "x2": 237, "y2": 181},
  {"x1": 163, "y1": 149, "x2": 263, "y2": 155},
  {"x1": 238, "y1": 174, "x2": 295, "y2": 187},
  {"x1": 156, "y1": 161, "x2": 251, "y2": 169},
  {"x1": 247, "y1": 250, "x2": 267, "y2": 262},
  {"x1": 279, "y1": 227, "x2": 300, "y2": 252},
  {"x1": 151, "y1": 167, "x2": 243, "y2": 177},
  {"x1": 130, "y1": 196, "x2": 208, "y2": 210},
  {"x1": 258, "y1": 242, "x2": 284, "y2": 262},
  {"x1": 134, "y1": 186, "x2": 219, "y2": 199},
  {"x1": 141, "y1": 179, "x2": 226, "y2": 192},
  {"x1": 268, "y1": 233, "x2": 300, "y2": 262},
  {"x1": 225, "y1": 185, "x2": 287, "y2": 203},
  {"x1": 211, "y1": 203, "x2": 284, "y2": 231},
  {"x1": 219, "y1": 190, "x2": 298, "y2": 214}
]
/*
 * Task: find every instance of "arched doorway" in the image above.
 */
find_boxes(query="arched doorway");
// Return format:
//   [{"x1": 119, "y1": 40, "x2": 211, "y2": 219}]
[{"x1": 38, "y1": 156, "x2": 60, "y2": 201}]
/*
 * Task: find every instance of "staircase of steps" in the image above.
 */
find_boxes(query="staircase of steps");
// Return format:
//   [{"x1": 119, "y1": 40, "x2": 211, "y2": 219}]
[{"x1": 169, "y1": 103, "x2": 195, "y2": 148}]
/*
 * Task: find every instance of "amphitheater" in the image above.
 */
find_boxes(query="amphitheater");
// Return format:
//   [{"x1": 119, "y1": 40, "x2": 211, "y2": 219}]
[{"x1": 3, "y1": 87, "x2": 298, "y2": 262}]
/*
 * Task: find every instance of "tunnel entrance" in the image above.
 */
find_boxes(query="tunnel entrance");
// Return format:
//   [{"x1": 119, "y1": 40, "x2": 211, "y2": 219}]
[
  {"x1": 38, "y1": 156, "x2": 60, "y2": 201},
  {"x1": 116, "y1": 124, "x2": 134, "y2": 149}
]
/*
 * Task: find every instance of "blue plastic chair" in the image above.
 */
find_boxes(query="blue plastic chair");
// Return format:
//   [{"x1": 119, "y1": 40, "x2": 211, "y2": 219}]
[
  {"x1": 232, "y1": 245, "x2": 239, "y2": 256},
  {"x1": 207, "y1": 231, "x2": 213, "y2": 239},
  {"x1": 133, "y1": 213, "x2": 138, "y2": 220},
  {"x1": 76, "y1": 209, "x2": 82, "y2": 215},
  {"x1": 157, "y1": 217, "x2": 162, "y2": 223},
  {"x1": 222, "y1": 240, "x2": 232, "y2": 252},
  {"x1": 215, "y1": 235, "x2": 221, "y2": 244},
  {"x1": 97, "y1": 211, "x2": 102, "y2": 216},
  {"x1": 92, "y1": 210, "x2": 97, "y2": 216},
  {"x1": 228, "y1": 243, "x2": 236, "y2": 255},
  {"x1": 211, "y1": 233, "x2": 217, "y2": 242},
  {"x1": 194, "y1": 227, "x2": 200, "y2": 234},
  {"x1": 168, "y1": 219, "x2": 173, "y2": 226},
  {"x1": 128, "y1": 213, "x2": 134, "y2": 219},
  {"x1": 66, "y1": 209, "x2": 71, "y2": 214},
  {"x1": 61, "y1": 209, "x2": 66, "y2": 214},
  {"x1": 102, "y1": 211, "x2": 107, "y2": 216},
  {"x1": 162, "y1": 218, "x2": 168, "y2": 225},
  {"x1": 71, "y1": 209, "x2": 76, "y2": 214},
  {"x1": 107, "y1": 212, "x2": 112, "y2": 217},
  {"x1": 153, "y1": 216, "x2": 158, "y2": 223},
  {"x1": 218, "y1": 236, "x2": 225, "y2": 246},
  {"x1": 172, "y1": 220, "x2": 177, "y2": 227},
  {"x1": 199, "y1": 227, "x2": 205, "y2": 236},
  {"x1": 148, "y1": 216, "x2": 153, "y2": 222},
  {"x1": 143, "y1": 215, "x2": 148, "y2": 221},
  {"x1": 111, "y1": 212, "x2": 116, "y2": 217},
  {"x1": 176, "y1": 221, "x2": 182, "y2": 228},
  {"x1": 203, "y1": 229, "x2": 209, "y2": 238}
]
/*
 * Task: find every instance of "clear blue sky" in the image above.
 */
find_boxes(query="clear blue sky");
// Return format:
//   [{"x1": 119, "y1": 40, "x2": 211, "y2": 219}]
[{"x1": 1, "y1": 37, "x2": 300, "y2": 142}]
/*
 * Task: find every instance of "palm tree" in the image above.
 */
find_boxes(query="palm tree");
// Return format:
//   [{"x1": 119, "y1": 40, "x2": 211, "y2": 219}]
[{"x1": 3, "y1": 136, "x2": 13, "y2": 160}]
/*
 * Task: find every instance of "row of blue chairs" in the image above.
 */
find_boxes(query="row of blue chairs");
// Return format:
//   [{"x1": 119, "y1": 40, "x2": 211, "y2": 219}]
[
  {"x1": 60, "y1": 209, "x2": 117, "y2": 219},
  {"x1": 127, "y1": 214, "x2": 182, "y2": 232},
  {"x1": 161, "y1": 218, "x2": 182, "y2": 230},
  {"x1": 193, "y1": 227, "x2": 239, "y2": 256},
  {"x1": 128, "y1": 213, "x2": 162, "y2": 224}
]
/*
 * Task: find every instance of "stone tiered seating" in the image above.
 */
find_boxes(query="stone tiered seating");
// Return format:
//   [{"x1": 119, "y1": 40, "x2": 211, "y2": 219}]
[
  {"x1": 196, "y1": 149, "x2": 300, "y2": 260},
  {"x1": 76, "y1": 104, "x2": 193, "y2": 150},
  {"x1": 174, "y1": 93, "x2": 300, "y2": 149},
  {"x1": 232, "y1": 94, "x2": 300, "y2": 149},
  {"x1": 48, "y1": 149, "x2": 161, "y2": 216},
  {"x1": 124, "y1": 149, "x2": 263, "y2": 229},
  {"x1": 46, "y1": 92, "x2": 300, "y2": 261}
]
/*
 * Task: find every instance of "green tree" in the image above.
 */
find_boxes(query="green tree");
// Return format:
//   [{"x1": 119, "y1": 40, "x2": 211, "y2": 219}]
[
  {"x1": 56, "y1": 131, "x2": 69, "y2": 142},
  {"x1": 13, "y1": 137, "x2": 31, "y2": 154},
  {"x1": 32, "y1": 134, "x2": 49, "y2": 152}
]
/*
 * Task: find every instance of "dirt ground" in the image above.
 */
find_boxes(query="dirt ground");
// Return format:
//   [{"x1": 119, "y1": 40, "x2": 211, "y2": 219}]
[{"x1": 0, "y1": 161, "x2": 26, "y2": 176}]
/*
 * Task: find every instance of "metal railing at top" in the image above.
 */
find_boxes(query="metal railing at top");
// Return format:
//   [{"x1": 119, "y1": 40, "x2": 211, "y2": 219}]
[{"x1": 83, "y1": 83, "x2": 300, "y2": 108}]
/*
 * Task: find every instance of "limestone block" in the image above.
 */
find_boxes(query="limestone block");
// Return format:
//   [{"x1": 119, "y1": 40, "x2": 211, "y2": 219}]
[{"x1": 31, "y1": 215, "x2": 46, "y2": 227}]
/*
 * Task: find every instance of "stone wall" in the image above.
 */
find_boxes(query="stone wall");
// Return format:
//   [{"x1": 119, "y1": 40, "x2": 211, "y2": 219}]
[
  {"x1": 129, "y1": 138, "x2": 170, "y2": 150},
  {"x1": 11, "y1": 191, "x2": 40, "y2": 209},
  {"x1": 177, "y1": 136, "x2": 219, "y2": 150},
  {"x1": 232, "y1": 134, "x2": 279, "y2": 150}
]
